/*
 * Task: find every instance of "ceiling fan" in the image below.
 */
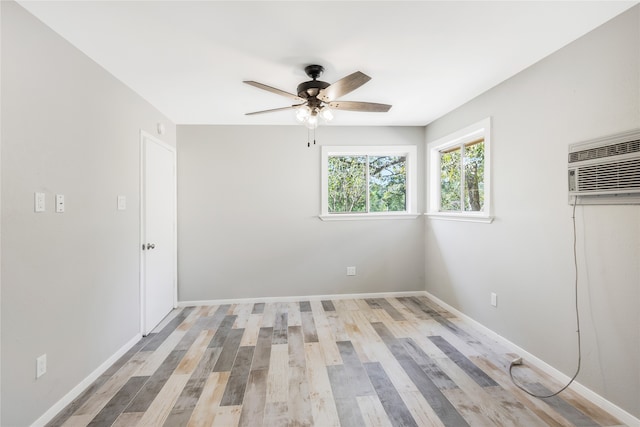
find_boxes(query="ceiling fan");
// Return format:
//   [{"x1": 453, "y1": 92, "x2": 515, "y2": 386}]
[{"x1": 243, "y1": 65, "x2": 392, "y2": 129}]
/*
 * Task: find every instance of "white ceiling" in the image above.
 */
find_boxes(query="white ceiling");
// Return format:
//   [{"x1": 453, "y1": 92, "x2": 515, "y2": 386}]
[{"x1": 18, "y1": 1, "x2": 638, "y2": 126}]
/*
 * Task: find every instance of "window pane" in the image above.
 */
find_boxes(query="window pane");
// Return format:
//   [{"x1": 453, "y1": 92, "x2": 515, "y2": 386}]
[
  {"x1": 440, "y1": 148, "x2": 461, "y2": 211},
  {"x1": 328, "y1": 156, "x2": 367, "y2": 213},
  {"x1": 463, "y1": 141, "x2": 484, "y2": 211},
  {"x1": 369, "y1": 156, "x2": 406, "y2": 212}
]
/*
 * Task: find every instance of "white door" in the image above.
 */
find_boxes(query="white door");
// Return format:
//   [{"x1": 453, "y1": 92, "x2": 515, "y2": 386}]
[{"x1": 141, "y1": 131, "x2": 176, "y2": 335}]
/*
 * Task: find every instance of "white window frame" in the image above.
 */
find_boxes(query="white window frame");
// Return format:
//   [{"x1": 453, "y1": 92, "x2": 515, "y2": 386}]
[
  {"x1": 320, "y1": 145, "x2": 419, "y2": 221},
  {"x1": 427, "y1": 117, "x2": 493, "y2": 223}
]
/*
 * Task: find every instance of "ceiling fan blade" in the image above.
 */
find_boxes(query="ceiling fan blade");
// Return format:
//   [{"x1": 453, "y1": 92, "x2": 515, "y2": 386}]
[
  {"x1": 245, "y1": 105, "x2": 303, "y2": 116},
  {"x1": 243, "y1": 81, "x2": 304, "y2": 102},
  {"x1": 318, "y1": 71, "x2": 371, "y2": 102},
  {"x1": 328, "y1": 101, "x2": 392, "y2": 112}
]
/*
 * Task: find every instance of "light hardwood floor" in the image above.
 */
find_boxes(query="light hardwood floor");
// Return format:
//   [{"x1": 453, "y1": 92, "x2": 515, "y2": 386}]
[{"x1": 47, "y1": 295, "x2": 626, "y2": 426}]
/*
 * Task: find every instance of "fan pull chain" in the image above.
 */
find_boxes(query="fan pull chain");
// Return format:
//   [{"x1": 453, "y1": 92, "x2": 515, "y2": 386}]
[{"x1": 306, "y1": 128, "x2": 317, "y2": 148}]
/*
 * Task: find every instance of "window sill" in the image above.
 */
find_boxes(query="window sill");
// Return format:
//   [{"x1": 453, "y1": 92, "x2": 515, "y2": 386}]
[
  {"x1": 426, "y1": 212, "x2": 494, "y2": 224},
  {"x1": 319, "y1": 213, "x2": 421, "y2": 221}
]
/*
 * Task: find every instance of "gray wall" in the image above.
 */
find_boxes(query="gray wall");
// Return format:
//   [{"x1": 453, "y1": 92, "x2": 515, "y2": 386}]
[
  {"x1": 177, "y1": 125, "x2": 425, "y2": 301},
  {"x1": 1, "y1": 3, "x2": 176, "y2": 425},
  {"x1": 424, "y1": 7, "x2": 639, "y2": 418}
]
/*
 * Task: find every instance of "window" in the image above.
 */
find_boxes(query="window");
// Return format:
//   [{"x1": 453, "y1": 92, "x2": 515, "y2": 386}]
[
  {"x1": 428, "y1": 118, "x2": 492, "y2": 222},
  {"x1": 321, "y1": 146, "x2": 418, "y2": 220}
]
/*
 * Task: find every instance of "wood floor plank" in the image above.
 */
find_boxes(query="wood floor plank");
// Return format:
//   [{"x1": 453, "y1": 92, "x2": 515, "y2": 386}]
[
  {"x1": 162, "y1": 347, "x2": 224, "y2": 427},
  {"x1": 321, "y1": 300, "x2": 336, "y2": 312},
  {"x1": 240, "y1": 313, "x2": 263, "y2": 347},
  {"x1": 304, "y1": 343, "x2": 341, "y2": 427},
  {"x1": 299, "y1": 300, "x2": 312, "y2": 312},
  {"x1": 207, "y1": 315, "x2": 238, "y2": 348},
  {"x1": 136, "y1": 331, "x2": 187, "y2": 377},
  {"x1": 73, "y1": 353, "x2": 148, "y2": 417},
  {"x1": 46, "y1": 334, "x2": 151, "y2": 427},
  {"x1": 482, "y1": 385, "x2": 552, "y2": 427},
  {"x1": 288, "y1": 325, "x2": 306, "y2": 368},
  {"x1": 238, "y1": 368, "x2": 268, "y2": 427},
  {"x1": 358, "y1": 395, "x2": 396, "y2": 427},
  {"x1": 232, "y1": 302, "x2": 253, "y2": 329},
  {"x1": 125, "y1": 350, "x2": 187, "y2": 413},
  {"x1": 398, "y1": 337, "x2": 458, "y2": 390},
  {"x1": 364, "y1": 362, "x2": 418, "y2": 427},
  {"x1": 440, "y1": 388, "x2": 495, "y2": 427},
  {"x1": 372, "y1": 322, "x2": 469, "y2": 427},
  {"x1": 177, "y1": 306, "x2": 206, "y2": 332},
  {"x1": 143, "y1": 307, "x2": 194, "y2": 352},
  {"x1": 110, "y1": 412, "x2": 144, "y2": 427},
  {"x1": 429, "y1": 335, "x2": 498, "y2": 387},
  {"x1": 366, "y1": 298, "x2": 406, "y2": 321},
  {"x1": 325, "y1": 310, "x2": 350, "y2": 342},
  {"x1": 212, "y1": 328, "x2": 245, "y2": 372},
  {"x1": 260, "y1": 302, "x2": 278, "y2": 328},
  {"x1": 60, "y1": 414, "x2": 95, "y2": 427},
  {"x1": 347, "y1": 310, "x2": 390, "y2": 363},
  {"x1": 212, "y1": 405, "x2": 242, "y2": 426},
  {"x1": 252, "y1": 302, "x2": 265, "y2": 314},
  {"x1": 263, "y1": 402, "x2": 288, "y2": 425},
  {"x1": 272, "y1": 308, "x2": 288, "y2": 345},
  {"x1": 199, "y1": 304, "x2": 231, "y2": 331},
  {"x1": 288, "y1": 366, "x2": 313, "y2": 427},
  {"x1": 326, "y1": 364, "x2": 366, "y2": 427},
  {"x1": 336, "y1": 340, "x2": 375, "y2": 397},
  {"x1": 136, "y1": 373, "x2": 190, "y2": 426},
  {"x1": 471, "y1": 356, "x2": 575, "y2": 427},
  {"x1": 310, "y1": 301, "x2": 342, "y2": 366},
  {"x1": 287, "y1": 301, "x2": 302, "y2": 327},
  {"x1": 251, "y1": 327, "x2": 273, "y2": 371},
  {"x1": 357, "y1": 395, "x2": 394, "y2": 427},
  {"x1": 300, "y1": 311, "x2": 319, "y2": 343},
  {"x1": 175, "y1": 330, "x2": 215, "y2": 375},
  {"x1": 398, "y1": 391, "x2": 447, "y2": 427},
  {"x1": 220, "y1": 346, "x2": 255, "y2": 406},
  {"x1": 266, "y1": 344, "x2": 289, "y2": 403},
  {"x1": 187, "y1": 372, "x2": 229, "y2": 427},
  {"x1": 528, "y1": 383, "x2": 601, "y2": 427},
  {"x1": 434, "y1": 356, "x2": 525, "y2": 426},
  {"x1": 87, "y1": 376, "x2": 148, "y2": 427}
]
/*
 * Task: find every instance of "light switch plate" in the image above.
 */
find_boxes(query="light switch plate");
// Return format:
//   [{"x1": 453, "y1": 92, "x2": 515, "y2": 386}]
[
  {"x1": 36, "y1": 354, "x2": 47, "y2": 378},
  {"x1": 117, "y1": 195, "x2": 126, "y2": 211},
  {"x1": 34, "y1": 192, "x2": 45, "y2": 212}
]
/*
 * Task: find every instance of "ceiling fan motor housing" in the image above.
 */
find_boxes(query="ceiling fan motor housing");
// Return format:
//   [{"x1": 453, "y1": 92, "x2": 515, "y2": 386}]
[{"x1": 297, "y1": 80, "x2": 330, "y2": 100}]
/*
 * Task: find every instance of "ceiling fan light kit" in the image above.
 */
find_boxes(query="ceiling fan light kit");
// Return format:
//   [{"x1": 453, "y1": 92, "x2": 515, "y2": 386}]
[{"x1": 244, "y1": 64, "x2": 392, "y2": 142}]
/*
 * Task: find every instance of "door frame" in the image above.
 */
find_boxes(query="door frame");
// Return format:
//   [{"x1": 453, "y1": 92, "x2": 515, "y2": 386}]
[{"x1": 139, "y1": 130, "x2": 178, "y2": 335}]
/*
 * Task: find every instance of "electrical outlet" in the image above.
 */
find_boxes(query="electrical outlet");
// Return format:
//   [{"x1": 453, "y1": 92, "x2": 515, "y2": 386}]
[
  {"x1": 36, "y1": 354, "x2": 47, "y2": 379},
  {"x1": 56, "y1": 194, "x2": 65, "y2": 213},
  {"x1": 346, "y1": 266, "x2": 356, "y2": 276},
  {"x1": 490, "y1": 292, "x2": 498, "y2": 307}
]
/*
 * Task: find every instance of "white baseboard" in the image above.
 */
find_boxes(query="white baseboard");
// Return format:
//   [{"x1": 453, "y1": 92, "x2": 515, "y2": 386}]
[
  {"x1": 424, "y1": 291, "x2": 640, "y2": 427},
  {"x1": 178, "y1": 290, "x2": 426, "y2": 307},
  {"x1": 31, "y1": 333, "x2": 142, "y2": 427}
]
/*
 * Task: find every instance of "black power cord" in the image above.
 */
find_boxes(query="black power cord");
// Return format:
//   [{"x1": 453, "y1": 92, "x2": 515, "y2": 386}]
[{"x1": 509, "y1": 197, "x2": 581, "y2": 398}]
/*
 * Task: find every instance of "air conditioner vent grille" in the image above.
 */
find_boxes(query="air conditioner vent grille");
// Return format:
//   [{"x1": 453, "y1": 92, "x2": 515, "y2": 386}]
[
  {"x1": 568, "y1": 139, "x2": 640, "y2": 163},
  {"x1": 577, "y1": 158, "x2": 640, "y2": 192}
]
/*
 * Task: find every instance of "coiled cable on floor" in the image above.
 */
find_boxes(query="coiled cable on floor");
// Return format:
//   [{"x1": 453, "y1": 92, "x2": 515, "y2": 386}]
[{"x1": 508, "y1": 197, "x2": 581, "y2": 398}]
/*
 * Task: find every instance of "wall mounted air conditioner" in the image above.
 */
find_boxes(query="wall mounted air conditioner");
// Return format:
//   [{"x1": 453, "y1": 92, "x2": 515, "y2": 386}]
[{"x1": 568, "y1": 128, "x2": 640, "y2": 205}]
